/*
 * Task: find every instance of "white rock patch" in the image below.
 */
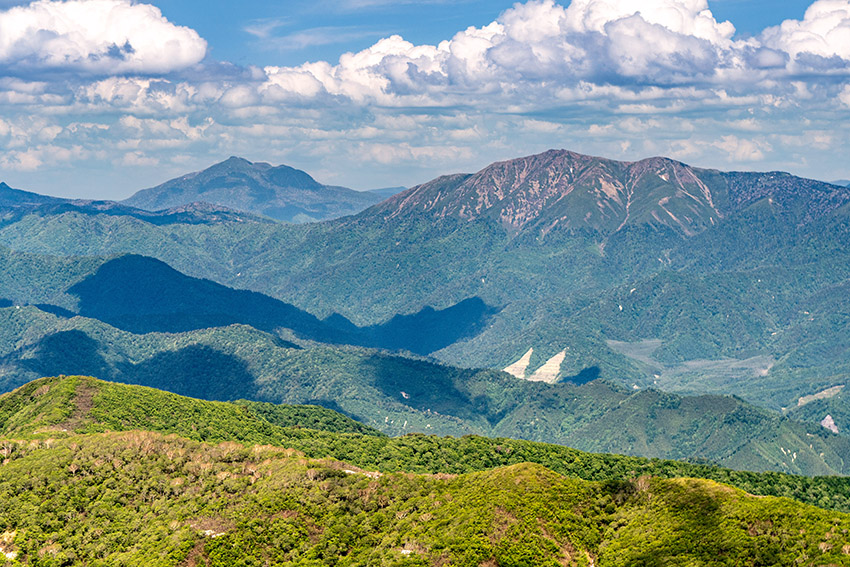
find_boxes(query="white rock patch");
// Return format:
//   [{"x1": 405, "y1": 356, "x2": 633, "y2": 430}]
[
  {"x1": 821, "y1": 414, "x2": 839, "y2": 434},
  {"x1": 503, "y1": 348, "x2": 533, "y2": 379}
]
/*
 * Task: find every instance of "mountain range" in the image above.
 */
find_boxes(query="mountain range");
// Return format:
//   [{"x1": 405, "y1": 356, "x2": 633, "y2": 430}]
[
  {"x1": 0, "y1": 246, "x2": 848, "y2": 475},
  {"x1": 2, "y1": 148, "x2": 850, "y2": 477}
]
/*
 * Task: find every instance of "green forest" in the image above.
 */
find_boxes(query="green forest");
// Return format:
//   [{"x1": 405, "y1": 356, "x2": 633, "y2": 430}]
[{"x1": 3, "y1": 376, "x2": 850, "y2": 566}]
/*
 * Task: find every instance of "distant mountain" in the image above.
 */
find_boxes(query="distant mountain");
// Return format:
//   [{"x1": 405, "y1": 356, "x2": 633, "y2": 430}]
[
  {"x1": 366, "y1": 186, "x2": 406, "y2": 200},
  {"x1": 2, "y1": 149, "x2": 850, "y2": 428},
  {"x1": 0, "y1": 181, "x2": 66, "y2": 208},
  {"x1": 0, "y1": 250, "x2": 497, "y2": 356},
  {"x1": 832, "y1": 179, "x2": 850, "y2": 187},
  {"x1": 0, "y1": 178, "x2": 272, "y2": 227},
  {"x1": 123, "y1": 157, "x2": 383, "y2": 222},
  {"x1": 0, "y1": 198, "x2": 272, "y2": 227}
]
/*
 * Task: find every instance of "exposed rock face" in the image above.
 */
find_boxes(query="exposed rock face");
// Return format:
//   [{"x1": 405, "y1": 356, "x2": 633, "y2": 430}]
[
  {"x1": 822, "y1": 414, "x2": 840, "y2": 434},
  {"x1": 504, "y1": 348, "x2": 533, "y2": 379},
  {"x1": 502, "y1": 347, "x2": 565, "y2": 384},
  {"x1": 528, "y1": 351, "x2": 566, "y2": 384},
  {"x1": 375, "y1": 149, "x2": 850, "y2": 237}
]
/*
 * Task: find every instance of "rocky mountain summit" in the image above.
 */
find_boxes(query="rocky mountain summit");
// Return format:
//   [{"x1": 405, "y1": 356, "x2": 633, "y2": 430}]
[{"x1": 378, "y1": 149, "x2": 850, "y2": 236}]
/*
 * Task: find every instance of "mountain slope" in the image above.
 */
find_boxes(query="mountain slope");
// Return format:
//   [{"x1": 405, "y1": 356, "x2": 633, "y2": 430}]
[
  {"x1": 123, "y1": 156, "x2": 382, "y2": 222},
  {"x1": 0, "y1": 182, "x2": 67, "y2": 208},
  {"x1": 4, "y1": 430, "x2": 850, "y2": 566},
  {"x1": 0, "y1": 249, "x2": 499, "y2": 356},
  {"x1": 1, "y1": 305, "x2": 849, "y2": 475},
  {"x1": 379, "y1": 150, "x2": 850, "y2": 235},
  {"x1": 2, "y1": 377, "x2": 850, "y2": 566},
  {"x1": 2, "y1": 150, "x2": 850, "y2": 420},
  {"x1": 5, "y1": 375, "x2": 850, "y2": 510}
]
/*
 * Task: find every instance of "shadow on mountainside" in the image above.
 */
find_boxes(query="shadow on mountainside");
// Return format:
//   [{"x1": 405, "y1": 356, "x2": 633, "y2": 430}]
[
  {"x1": 20, "y1": 330, "x2": 112, "y2": 382},
  {"x1": 68, "y1": 254, "x2": 498, "y2": 356},
  {"x1": 118, "y1": 345, "x2": 258, "y2": 401},
  {"x1": 8, "y1": 329, "x2": 259, "y2": 402}
]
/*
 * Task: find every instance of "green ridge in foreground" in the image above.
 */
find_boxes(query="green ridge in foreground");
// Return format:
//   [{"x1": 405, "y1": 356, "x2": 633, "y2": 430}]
[
  {"x1": 3, "y1": 431, "x2": 850, "y2": 566},
  {"x1": 3, "y1": 376, "x2": 850, "y2": 518}
]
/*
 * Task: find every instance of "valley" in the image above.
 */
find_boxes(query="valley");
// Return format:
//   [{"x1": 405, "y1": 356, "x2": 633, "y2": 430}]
[
  {"x1": 2, "y1": 149, "x2": 850, "y2": 476},
  {"x1": 3, "y1": 148, "x2": 850, "y2": 565}
]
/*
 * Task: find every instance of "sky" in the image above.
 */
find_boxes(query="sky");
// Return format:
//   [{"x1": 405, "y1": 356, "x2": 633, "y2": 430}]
[{"x1": 0, "y1": 0, "x2": 848, "y2": 199}]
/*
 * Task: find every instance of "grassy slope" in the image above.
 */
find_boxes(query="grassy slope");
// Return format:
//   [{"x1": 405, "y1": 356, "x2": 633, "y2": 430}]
[
  {"x1": 2, "y1": 378, "x2": 850, "y2": 565},
  {"x1": 3, "y1": 376, "x2": 850, "y2": 515}
]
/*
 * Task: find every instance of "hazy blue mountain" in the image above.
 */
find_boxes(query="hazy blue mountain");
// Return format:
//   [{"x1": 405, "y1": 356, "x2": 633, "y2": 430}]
[
  {"x1": 0, "y1": 249, "x2": 498, "y2": 357},
  {"x1": 0, "y1": 181, "x2": 67, "y2": 208},
  {"x1": 123, "y1": 156, "x2": 382, "y2": 222},
  {"x1": 366, "y1": 186, "x2": 407, "y2": 199}
]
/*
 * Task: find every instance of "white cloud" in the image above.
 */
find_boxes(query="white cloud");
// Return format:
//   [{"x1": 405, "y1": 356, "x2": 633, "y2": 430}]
[
  {"x1": 761, "y1": 0, "x2": 850, "y2": 60},
  {"x1": 120, "y1": 151, "x2": 158, "y2": 167},
  {"x1": 0, "y1": 0, "x2": 207, "y2": 74},
  {"x1": 840, "y1": 84, "x2": 850, "y2": 106},
  {"x1": 712, "y1": 135, "x2": 772, "y2": 162},
  {"x1": 243, "y1": 18, "x2": 290, "y2": 40},
  {"x1": 1, "y1": 0, "x2": 850, "y2": 196},
  {"x1": 258, "y1": 0, "x2": 750, "y2": 108},
  {"x1": 562, "y1": 0, "x2": 735, "y2": 42}
]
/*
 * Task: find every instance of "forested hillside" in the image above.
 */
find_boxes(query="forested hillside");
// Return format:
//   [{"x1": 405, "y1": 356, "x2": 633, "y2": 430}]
[
  {"x1": 2, "y1": 300, "x2": 848, "y2": 476},
  {"x1": 2, "y1": 376, "x2": 850, "y2": 566},
  {"x1": 2, "y1": 149, "x2": 850, "y2": 472},
  {"x1": 1, "y1": 151, "x2": 848, "y2": 422}
]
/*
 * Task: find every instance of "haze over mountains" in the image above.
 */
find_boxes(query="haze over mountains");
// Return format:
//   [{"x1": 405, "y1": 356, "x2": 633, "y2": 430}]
[
  {"x1": 122, "y1": 156, "x2": 386, "y2": 222},
  {"x1": 2, "y1": 148, "x2": 850, "y2": 477}
]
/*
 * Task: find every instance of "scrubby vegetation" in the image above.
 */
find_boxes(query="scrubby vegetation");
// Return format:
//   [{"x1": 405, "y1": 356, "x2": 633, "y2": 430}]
[
  {"x1": 5, "y1": 376, "x2": 850, "y2": 518},
  {"x1": 2, "y1": 377, "x2": 850, "y2": 565}
]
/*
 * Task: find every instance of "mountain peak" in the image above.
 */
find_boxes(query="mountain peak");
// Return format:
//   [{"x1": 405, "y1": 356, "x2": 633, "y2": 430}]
[
  {"x1": 374, "y1": 149, "x2": 849, "y2": 237},
  {"x1": 378, "y1": 149, "x2": 721, "y2": 235},
  {"x1": 122, "y1": 158, "x2": 381, "y2": 222}
]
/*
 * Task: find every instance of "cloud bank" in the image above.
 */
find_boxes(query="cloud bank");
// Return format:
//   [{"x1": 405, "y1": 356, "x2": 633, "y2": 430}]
[
  {"x1": 0, "y1": 0, "x2": 848, "y2": 196},
  {"x1": 0, "y1": 0, "x2": 206, "y2": 74}
]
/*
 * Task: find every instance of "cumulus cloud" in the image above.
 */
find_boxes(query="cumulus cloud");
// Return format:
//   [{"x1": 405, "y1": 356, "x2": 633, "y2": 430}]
[
  {"x1": 0, "y1": 0, "x2": 207, "y2": 75},
  {"x1": 1, "y1": 0, "x2": 850, "y2": 196},
  {"x1": 761, "y1": 0, "x2": 850, "y2": 61},
  {"x1": 255, "y1": 0, "x2": 850, "y2": 109},
  {"x1": 561, "y1": 0, "x2": 735, "y2": 42},
  {"x1": 257, "y1": 0, "x2": 753, "y2": 108}
]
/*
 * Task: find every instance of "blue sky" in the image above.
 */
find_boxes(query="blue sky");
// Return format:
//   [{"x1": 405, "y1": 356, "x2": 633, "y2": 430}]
[
  {"x1": 152, "y1": 0, "x2": 815, "y2": 66},
  {"x1": 0, "y1": 0, "x2": 847, "y2": 198}
]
